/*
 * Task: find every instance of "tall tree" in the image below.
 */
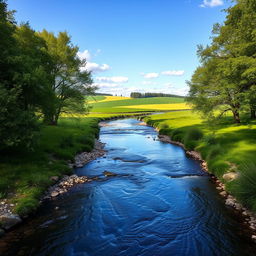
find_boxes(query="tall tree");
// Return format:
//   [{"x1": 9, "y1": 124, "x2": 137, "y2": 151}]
[
  {"x1": 187, "y1": 0, "x2": 256, "y2": 123},
  {"x1": 14, "y1": 23, "x2": 53, "y2": 111},
  {"x1": 0, "y1": 1, "x2": 38, "y2": 150},
  {"x1": 38, "y1": 30, "x2": 95, "y2": 125}
]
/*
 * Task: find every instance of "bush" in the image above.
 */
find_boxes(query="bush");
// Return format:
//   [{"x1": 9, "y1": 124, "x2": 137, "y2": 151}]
[
  {"x1": 171, "y1": 129, "x2": 184, "y2": 141},
  {"x1": 184, "y1": 128, "x2": 203, "y2": 141},
  {"x1": 184, "y1": 140, "x2": 197, "y2": 150},
  {"x1": 203, "y1": 134, "x2": 217, "y2": 145}
]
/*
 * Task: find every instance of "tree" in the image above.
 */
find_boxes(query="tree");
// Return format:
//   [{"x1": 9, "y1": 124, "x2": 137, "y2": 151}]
[
  {"x1": 38, "y1": 30, "x2": 95, "y2": 125},
  {"x1": 0, "y1": 1, "x2": 38, "y2": 150},
  {"x1": 187, "y1": 0, "x2": 256, "y2": 123},
  {"x1": 14, "y1": 23, "x2": 53, "y2": 111}
]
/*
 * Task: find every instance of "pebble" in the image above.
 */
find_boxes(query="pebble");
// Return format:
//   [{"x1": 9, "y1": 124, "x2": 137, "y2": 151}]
[{"x1": 220, "y1": 191, "x2": 227, "y2": 197}]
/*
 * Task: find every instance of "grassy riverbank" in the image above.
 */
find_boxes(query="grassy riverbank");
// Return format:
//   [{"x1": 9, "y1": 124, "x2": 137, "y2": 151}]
[
  {"x1": 143, "y1": 111, "x2": 256, "y2": 211},
  {"x1": 0, "y1": 113, "x2": 132, "y2": 216}
]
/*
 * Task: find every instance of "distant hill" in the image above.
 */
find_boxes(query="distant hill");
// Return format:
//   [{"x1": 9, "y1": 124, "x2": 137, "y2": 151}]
[{"x1": 94, "y1": 93, "x2": 113, "y2": 96}]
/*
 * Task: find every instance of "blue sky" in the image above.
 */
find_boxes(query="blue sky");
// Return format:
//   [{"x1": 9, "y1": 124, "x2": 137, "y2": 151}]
[{"x1": 8, "y1": 0, "x2": 230, "y2": 96}]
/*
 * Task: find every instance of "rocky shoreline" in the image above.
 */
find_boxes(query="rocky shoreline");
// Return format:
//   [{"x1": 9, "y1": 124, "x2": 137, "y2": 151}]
[
  {"x1": 157, "y1": 134, "x2": 256, "y2": 242},
  {"x1": 0, "y1": 139, "x2": 106, "y2": 237}
]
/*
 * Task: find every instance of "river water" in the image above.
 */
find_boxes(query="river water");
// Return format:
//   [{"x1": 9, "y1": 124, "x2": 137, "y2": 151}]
[{"x1": 0, "y1": 118, "x2": 255, "y2": 256}]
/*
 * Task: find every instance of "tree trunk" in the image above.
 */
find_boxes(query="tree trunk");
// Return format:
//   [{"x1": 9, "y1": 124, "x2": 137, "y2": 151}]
[
  {"x1": 232, "y1": 109, "x2": 240, "y2": 123},
  {"x1": 250, "y1": 109, "x2": 256, "y2": 119},
  {"x1": 43, "y1": 115, "x2": 58, "y2": 125}
]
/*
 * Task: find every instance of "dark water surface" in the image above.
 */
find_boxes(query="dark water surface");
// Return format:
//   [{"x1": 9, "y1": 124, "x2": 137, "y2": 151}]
[{"x1": 1, "y1": 119, "x2": 255, "y2": 256}]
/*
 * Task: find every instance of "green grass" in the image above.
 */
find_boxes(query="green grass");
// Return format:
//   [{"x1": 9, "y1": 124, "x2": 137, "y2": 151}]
[
  {"x1": 87, "y1": 95, "x2": 106, "y2": 102},
  {"x1": 0, "y1": 113, "x2": 133, "y2": 216},
  {"x1": 0, "y1": 117, "x2": 100, "y2": 215},
  {"x1": 90, "y1": 97, "x2": 185, "y2": 113},
  {"x1": 143, "y1": 110, "x2": 256, "y2": 211}
]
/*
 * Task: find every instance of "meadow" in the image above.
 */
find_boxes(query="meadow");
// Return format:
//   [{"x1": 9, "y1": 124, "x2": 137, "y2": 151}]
[{"x1": 88, "y1": 96, "x2": 187, "y2": 113}]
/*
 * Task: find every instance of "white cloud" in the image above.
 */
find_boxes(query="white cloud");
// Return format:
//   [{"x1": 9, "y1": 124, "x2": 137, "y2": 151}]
[
  {"x1": 78, "y1": 50, "x2": 110, "y2": 73},
  {"x1": 96, "y1": 76, "x2": 129, "y2": 83},
  {"x1": 200, "y1": 0, "x2": 223, "y2": 8},
  {"x1": 161, "y1": 70, "x2": 185, "y2": 76},
  {"x1": 77, "y1": 50, "x2": 91, "y2": 61},
  {"x1": 93, "y1": 82, "x2": 120, "y2": 88},
  {"x1": 142, "y1": 72, "x2": 159, "y2": 79},
  {"x1": 85, "y1": 63, "x2": 110, "y2": 72}
]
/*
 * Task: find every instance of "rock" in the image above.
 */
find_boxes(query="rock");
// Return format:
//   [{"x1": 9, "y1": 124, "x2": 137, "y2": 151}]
[
  {"x1": 220, "y1": 191, "x2": 227, "y2": 197},
  {"x1": 252, "y1": 235, "x2": 256, "y2": 241},
  {"x1": 0, "y1": 228, "x2": 5, "y2": 237},
  {"x1": 0, "y1": 214, "x2": 22, "y2": 230},
  {"x1": 223, "y1": 172, "x2": 239, "y2": 182},
  {"x1": 225, "y1": 198, "x2": 235, "y2": 207},
  {"x1": 103, "y1": 171, "x2": 117, "y2": 177},
  {"x1": 234, "y1": 203, "x2": 243, "y2": 211},
  {"x1": 51, "y1": 191, "x2": 59, "y2": 197},
  {"x1": 242, "y1": 211, "x2": 249, "y2": 216},
  {"x1": 50, "y1": 176, "x2": 59, "y2": 182}
]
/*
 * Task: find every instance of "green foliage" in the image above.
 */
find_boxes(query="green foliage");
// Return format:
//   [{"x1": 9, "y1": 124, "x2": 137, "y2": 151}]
[
  {"x1": 184, "y1": 128, "x2": 203, "y2": 141},
  {"x1": 171, "y1": 129, "x2": 184, "y2": 142},
  {"x1": 15, "y1": 197, "x2": 39, "y2": 216},
  {"x1": 187, "y1": 0, "x2": 256, "y2": 124},
  {"x1": 0, "y1": 116, "x2": 102, "y2": 216},
  {"x1": 184, "y1": 140, "x2": 197, "y2": 150},
  {"x1": 230, "y1": 164, "x2": 256, "y2": 211},
  {"x1": 38, "y1": 30, "x2": 95, "y2": 125},
  {"x1": 206, "y1": 144, "x2": 223, "y2": 161}
]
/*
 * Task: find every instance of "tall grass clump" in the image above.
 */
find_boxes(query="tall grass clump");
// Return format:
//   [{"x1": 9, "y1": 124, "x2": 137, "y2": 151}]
[
  {"x1": 231, "y1": 163, "x2": 256, "y2": 211},
  {"x1": 183, "y1": 128, "x2": 203, "y2": 150}
]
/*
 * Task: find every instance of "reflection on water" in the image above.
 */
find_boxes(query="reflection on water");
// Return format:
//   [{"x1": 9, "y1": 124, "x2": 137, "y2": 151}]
[{"x1": 0, "y1": 119, "x2": 255, "y2": 256}]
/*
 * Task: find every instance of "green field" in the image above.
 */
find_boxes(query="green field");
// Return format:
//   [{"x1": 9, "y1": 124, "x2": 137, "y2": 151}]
[
  {"x1": 89, "y1": 96, "x2": 186, "y2": 113},
  {"x1": 143, "y1": 111, "x2": 256, "y2": 211}
]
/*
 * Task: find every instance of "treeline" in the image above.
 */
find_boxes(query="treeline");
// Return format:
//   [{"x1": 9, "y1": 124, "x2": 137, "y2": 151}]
[
  {"x1": 0, "y1": 0, "x2": 95, "y2": 151},
  {"x1": 95, "y1": 93, "x2": 112, "y2": 96},
  {"x1": 187, "y1": 0, "x2": 256, "y2": 123},
  {"x1": 130, "y1": 92, "x2": 184, "y2": 98}
]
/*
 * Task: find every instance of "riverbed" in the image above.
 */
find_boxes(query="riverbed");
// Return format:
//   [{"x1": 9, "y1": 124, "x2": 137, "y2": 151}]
[{"x1": 0, "y1": 118, "x2": 255, "y2": 255}]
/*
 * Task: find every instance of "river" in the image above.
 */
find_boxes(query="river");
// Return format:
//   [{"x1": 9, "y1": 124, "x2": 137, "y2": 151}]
[{"x1": 0, "y1": 118, "x2": 255, "y2": 256}]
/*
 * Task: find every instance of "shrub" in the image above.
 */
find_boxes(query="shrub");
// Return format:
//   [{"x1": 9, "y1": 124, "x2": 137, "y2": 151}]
[
  {"x1": 171, "y1": 129, "x2": 184, "y2": 141},
  {"x1": 184, "y1": 140, "x2": 197, "y2": 150},
  {"x1": 203, "y1": 134, "x2": 217, "y2": 145},
  {"x1": 184, "y1": 128, "x2": 203, "y2": 141}
]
